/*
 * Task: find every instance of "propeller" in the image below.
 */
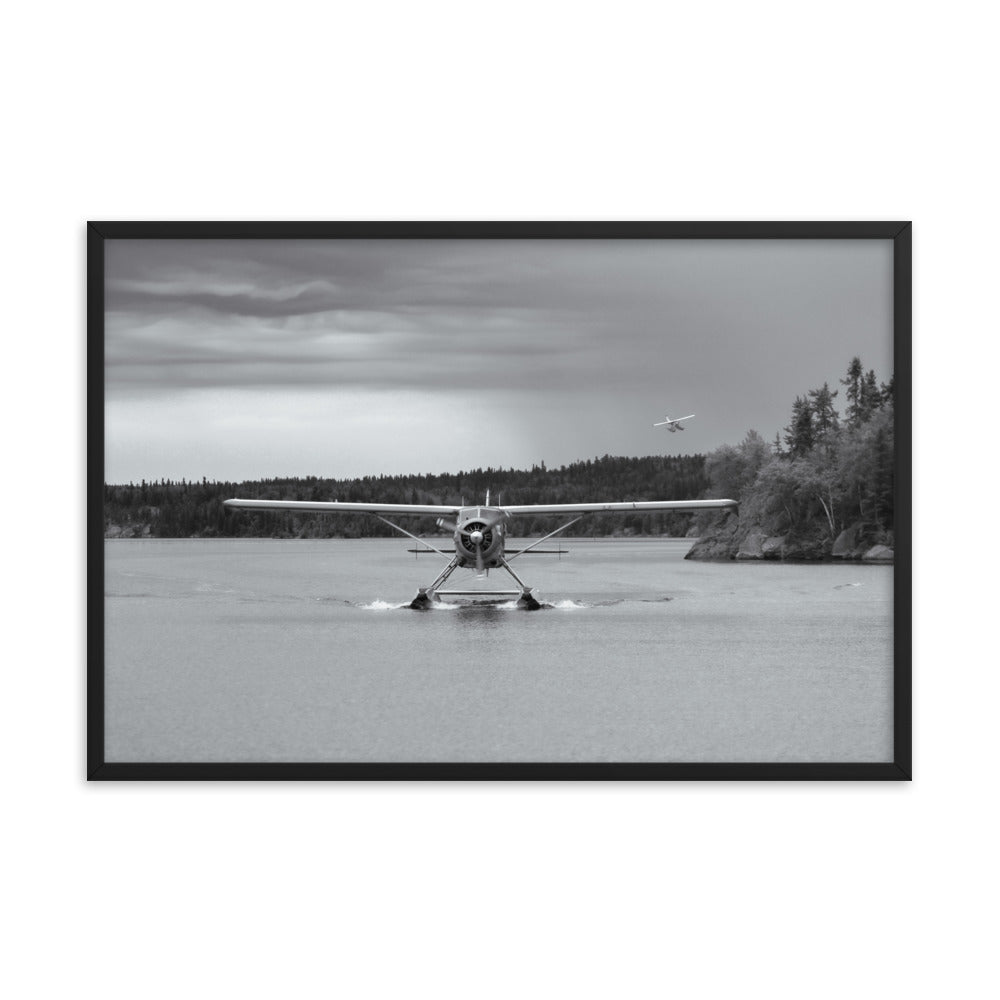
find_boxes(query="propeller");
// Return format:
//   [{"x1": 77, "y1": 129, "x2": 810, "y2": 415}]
[
  {"x1": 471, "y1": 528, "x2": 485, "y2": 574},
  {"x1": 437, "y1": 515, "x2": 506, "y2": 574},
  {"x1": 459, "y1": 522, "x2": 493, "y2": 570},
  {"x1": 436, "y1": 510, "x2": 509, "y2": 576}
]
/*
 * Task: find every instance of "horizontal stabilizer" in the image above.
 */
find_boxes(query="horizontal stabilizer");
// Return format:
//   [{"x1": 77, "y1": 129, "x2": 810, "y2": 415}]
[{"x1": 407, "y1": 547, "x2": 569, "y2": 555}]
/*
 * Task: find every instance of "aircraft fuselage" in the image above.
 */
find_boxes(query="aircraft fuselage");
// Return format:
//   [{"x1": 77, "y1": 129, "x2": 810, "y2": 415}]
[{"x1": 446, "y1": 508, "x2": 509, "y2": 568}]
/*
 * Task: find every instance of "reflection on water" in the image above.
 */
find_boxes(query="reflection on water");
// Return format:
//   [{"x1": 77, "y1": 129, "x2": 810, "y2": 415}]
[
  {"x1": 104, "y1": 538, "x2": 894, "y2": 763},
  {"x1": 452, "y1": 604, "x2": 509, "y2": 628}
]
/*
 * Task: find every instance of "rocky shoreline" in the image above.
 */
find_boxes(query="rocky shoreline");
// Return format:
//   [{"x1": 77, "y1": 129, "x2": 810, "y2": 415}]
[
  {"x1": 685, "y1": 513, "x2": 893, "y2": 563},
  {"x1": 105, "y1": 523, "x2": 153, "y2": 538}
]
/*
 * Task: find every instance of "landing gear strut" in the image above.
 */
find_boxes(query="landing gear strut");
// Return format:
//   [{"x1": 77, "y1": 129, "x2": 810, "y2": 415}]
[
  {"x1": 408, "y1": 556, "x2": 543, "y2": 611},
  {"x1": 408, "y1": 556, "x2": 461, "y2": 610},
  {"x1": 373, "y1": 512, "x2": 562, "y2": 611}
]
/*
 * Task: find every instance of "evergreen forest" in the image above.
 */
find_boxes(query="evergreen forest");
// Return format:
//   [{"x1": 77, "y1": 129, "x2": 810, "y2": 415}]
[
  {"x1": 690, "y1": 356, "x2": 895, "y2": 558},
  {"x1": 104, "y1": 454, "x2": 710, "y2": 540}
]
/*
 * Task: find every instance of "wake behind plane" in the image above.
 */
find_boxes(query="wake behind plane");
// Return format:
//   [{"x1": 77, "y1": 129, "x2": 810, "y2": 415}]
[
  {"x1": 224, "y1": 491, "x2": 737, "y2": 610},
  {"x1": 653, "y1": 413, "x2": 695, "y2": 432}
]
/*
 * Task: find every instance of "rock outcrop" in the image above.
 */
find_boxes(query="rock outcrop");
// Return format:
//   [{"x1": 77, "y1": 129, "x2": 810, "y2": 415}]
[
  {"x1": 736, "y1": 531, "x2": 766, "y2": 559},
  {"x1": 862, "y1": 545, "x2": 894, "y2": 562},
  {"x1": 105, "y1": 523, "x2": 152, "y2": 539},
  {"x1": 687, "y1": 514, "x2": 893, "y2": 563},
  {"x1": 831, "y1": 524, "x2": 860, "y2": 558},
  {"x1": 761, "y1": 535, "x2": 786, "y2": 557},
  {"x1": 685, "y1": 513, "x2": 741, "y2": 560},
  {"x1": 830, "y1": 522, "x2": 894, "y2": 561}
]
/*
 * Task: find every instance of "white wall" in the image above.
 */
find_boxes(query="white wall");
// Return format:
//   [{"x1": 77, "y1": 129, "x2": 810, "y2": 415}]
[{"x1": 5, "y1": 2, "x2": 995, "y2": 997}]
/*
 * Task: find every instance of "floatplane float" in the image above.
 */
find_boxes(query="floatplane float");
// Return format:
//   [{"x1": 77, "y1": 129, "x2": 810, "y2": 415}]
[{"x1": 224, "y1": 491, "x2": 737, "y2": 610}]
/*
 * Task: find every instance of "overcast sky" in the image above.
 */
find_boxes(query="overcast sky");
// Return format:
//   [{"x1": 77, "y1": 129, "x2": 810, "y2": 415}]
[{"x1": 104, "y1": 238, "x2": 893, "y2": 484}]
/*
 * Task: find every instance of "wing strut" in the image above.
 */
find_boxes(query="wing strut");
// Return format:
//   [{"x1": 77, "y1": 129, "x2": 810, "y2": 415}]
[
  {"x1": 374, "y1": 515, "x2": 451, "y2": 559},
  {"x1": 505, "y1": 516, "x2": 583, "y2": 562}
]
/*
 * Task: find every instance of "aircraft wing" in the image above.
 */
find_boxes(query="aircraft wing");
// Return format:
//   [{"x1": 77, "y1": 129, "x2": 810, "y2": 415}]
[
  {"x1": 500, "y1": 499, "x2": 736, "y2": 516},
  {"x1": 224, "y1": 497, "x2": 737, "y2": 518},
  {"x1": 224, "y1": 499, "x2": 460, "y2": 516}
]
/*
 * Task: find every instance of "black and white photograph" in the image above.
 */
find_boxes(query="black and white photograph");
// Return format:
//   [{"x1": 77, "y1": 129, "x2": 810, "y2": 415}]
[
  {"x1": 14, "y1": 3, "x2": 1000, "y2": 997},
  {"x1": 93, "y1": 223, "x2": 909, "y2": 777}
]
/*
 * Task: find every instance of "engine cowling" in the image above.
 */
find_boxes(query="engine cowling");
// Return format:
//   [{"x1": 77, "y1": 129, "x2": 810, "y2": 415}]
[{"x1": 452, "y1": 515, "x2": 505, "y2": 567}]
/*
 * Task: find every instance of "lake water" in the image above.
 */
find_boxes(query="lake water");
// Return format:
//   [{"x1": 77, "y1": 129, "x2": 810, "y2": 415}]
[{"x1": 104, "y1": 538, "x2": 894, "y2": 763}]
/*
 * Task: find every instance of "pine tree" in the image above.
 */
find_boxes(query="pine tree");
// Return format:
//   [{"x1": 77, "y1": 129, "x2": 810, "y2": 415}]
[
  {"x1": 870, "y1": 421, "x2": 894, "y2": 532},
  {"x1": 840, "y1": 357, "x2": 864, "y2": 426},
  {"x1": 784, "y1": 396, "x2": 815, "y2": 457},
  {"x1": 858, "y1": 369, "x2": 881, "y2": 423},
  {"x1": 808, "y1": 382, "x2": 840, "y2": 443}
]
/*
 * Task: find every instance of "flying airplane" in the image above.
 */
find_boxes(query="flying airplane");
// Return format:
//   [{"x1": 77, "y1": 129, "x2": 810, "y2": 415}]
[
  {"x1": 224, "y1": 492, "x2": 738, "y2": 610},
  {"x1": 653, "y1": 413, "x2": 695, "y2": 432}
]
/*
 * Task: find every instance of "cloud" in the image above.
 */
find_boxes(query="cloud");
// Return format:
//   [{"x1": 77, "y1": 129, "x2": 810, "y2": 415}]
[
  {"x1": 103, "y1": 238, "x2": 894, "y2": 482},
  {"x1": 104, "y1": 239, "x2": 627, "y2": 394}
]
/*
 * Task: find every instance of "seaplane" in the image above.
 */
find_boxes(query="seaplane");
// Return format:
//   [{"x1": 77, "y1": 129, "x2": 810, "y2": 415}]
[
  {"x1": 653, "y1": 413, "x2": 695, "y2": 432},
  {"x1": 224, "y1": 490, "x2": 737, "y2": 610}
]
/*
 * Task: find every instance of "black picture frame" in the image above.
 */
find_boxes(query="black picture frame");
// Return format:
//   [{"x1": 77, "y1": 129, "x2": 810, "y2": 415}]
[{"x1": 88, "y1": 221, "x2": 911, "y2": 781}]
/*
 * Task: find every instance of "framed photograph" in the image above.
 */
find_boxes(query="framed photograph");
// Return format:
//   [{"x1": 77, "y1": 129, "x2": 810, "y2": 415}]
[{"x1": 89, "y1": 222, "x2": 911, "y2": 780}]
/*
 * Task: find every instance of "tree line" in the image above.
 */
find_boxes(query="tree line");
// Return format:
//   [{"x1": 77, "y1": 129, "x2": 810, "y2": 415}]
[
  {"x1": 106, "y1": 356, "x2": 895, "y2": 552},
  {"x1": 104, "y1": 454, "x2": 710, "y2": 539},
  {"x1": 695, "y1": 356, "x2": 894, "y2": 556}
]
